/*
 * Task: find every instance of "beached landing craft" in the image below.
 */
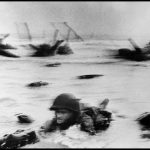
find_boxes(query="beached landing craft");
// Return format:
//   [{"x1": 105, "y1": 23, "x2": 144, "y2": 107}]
[{"x1": 115, "y1": 38, "x2": 150, "y2": 61}]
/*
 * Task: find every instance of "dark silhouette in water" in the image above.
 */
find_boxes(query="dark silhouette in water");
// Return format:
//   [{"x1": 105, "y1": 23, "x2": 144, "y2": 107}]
[
  {"x1": 0, "y1": 40, "x2": 73, "y2": 58},
  {"x1": 0, "y1": 34, "x2": 19, "y2": 57},
  {"x1": 15, "y1": 113, "x2": 34, "y2": 123},
  {"x1": 0, "y1": 49, "x2": 19, "y2": 58},
  {"x1": 0, "y1": 130, "x2": 38, "y2": 149},
  {"x1": 45, "y1": 62, "x2": 61, "y2": 67},
  {"x1": 77, "y1": 74, "x2": 104, "y2": 79},
  {"x1": 27, "y1": 81, "x2": 49, "y2": 88},
  {"x1": 30, "y1": 44, "x2": 52, "y2": 57},
  {"x1": 116, "y1": 38, "x2": 150, "y2": 61},
  {"x1": 29, "y1": 40, "x2": 73, "y2": 57},
  {"x1": 0, "y1": 34, "x2": 16, "y2": 50},
  {"x1": 56, "y1": 42, "x2": 73, "y2": 55},
  {"x1": 0, "y1": 114, "x2": 35, "y2": 148},
  {"x1": 136, "y1": 112, "x2": 150, "y2": 127},
  {"x1": 0, "y1": 43, "x2": 16, "y2": 50},
  {"x1": 136, "y1": 112, "x2": 150, "y2": 139},
  {"x1": 117, "y1": 48, "x2": 148, "y2": 61},
  {"x1": 30, "y1": 40, "x2": 64, "y2": 57}
]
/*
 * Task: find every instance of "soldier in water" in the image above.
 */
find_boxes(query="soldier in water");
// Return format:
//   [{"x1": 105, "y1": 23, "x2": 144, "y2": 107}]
[
  {"x1": 0, "y1": 93, "x2": 112, "y2": 148},
  {"x1": 39, "y1": 93, "x2": 112, "y2": 135}
]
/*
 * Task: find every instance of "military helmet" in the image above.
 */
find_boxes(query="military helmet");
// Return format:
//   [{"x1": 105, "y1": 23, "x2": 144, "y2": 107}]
[{"x1": 50, "y1": 93, "x2": 80, "y2": 112}]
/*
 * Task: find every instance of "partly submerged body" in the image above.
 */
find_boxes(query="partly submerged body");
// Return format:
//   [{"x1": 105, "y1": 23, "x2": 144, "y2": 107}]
[
  {"x1": 0, "y1": 99, "x2": 111, "y2": 149},
  {"x1": 115, "y1": 38, "x2": 150, "y2": 61},
  {"x1": 29, "y1": 40, "x2": 73, "y2": 57},
  {"x1": 116, "y1": 48, "x2": 150, "y2": 61}
]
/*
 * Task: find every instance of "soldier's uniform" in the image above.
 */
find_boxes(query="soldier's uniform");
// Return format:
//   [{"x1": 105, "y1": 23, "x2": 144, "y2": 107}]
[
  {"x1": 0, "y1": 93, "x2": 112, "y2": 149},
  {"x1": 80, "y1": 106, "x2": 112, "y2": 135},
  {"x1": 40, "y1": 93, "x2": 112, "y2": 135}
]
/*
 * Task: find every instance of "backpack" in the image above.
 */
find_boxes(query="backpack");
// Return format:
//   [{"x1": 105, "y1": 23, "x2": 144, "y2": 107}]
[{"x1": 80, "y1": 99, "x2": 112, "y2": 135}]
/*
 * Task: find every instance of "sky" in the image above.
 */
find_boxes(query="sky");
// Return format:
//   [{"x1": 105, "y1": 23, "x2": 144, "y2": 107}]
[{"x1": 1, "y1": 2, "x2": 150, "y2": 40}]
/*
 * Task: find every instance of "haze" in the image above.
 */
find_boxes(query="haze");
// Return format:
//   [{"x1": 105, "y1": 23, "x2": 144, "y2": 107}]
[{"x1": 1, "y1": 2, "x2": 150, "y2": 40}]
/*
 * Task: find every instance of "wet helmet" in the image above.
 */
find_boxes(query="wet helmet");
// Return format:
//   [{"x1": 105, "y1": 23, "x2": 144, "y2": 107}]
[{"x1": 50, "y1": 93, "x2": 80, "y2": 112}]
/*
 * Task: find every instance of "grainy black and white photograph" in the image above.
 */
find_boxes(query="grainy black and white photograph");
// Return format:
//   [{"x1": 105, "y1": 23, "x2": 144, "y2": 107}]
[{"x1": 0, "y1": 1, "x2": 150, "y2": 148}]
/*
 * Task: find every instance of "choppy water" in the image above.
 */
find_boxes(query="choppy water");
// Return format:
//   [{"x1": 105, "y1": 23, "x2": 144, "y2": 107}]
[{"x1": 0, "y1": 39, "x2": 150, "y2": 148}]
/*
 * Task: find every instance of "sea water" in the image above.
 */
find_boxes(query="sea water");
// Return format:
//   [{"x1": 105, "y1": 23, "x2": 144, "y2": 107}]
[{"x1": 0, "y1": 39, "x2": 150, "y2": 148}]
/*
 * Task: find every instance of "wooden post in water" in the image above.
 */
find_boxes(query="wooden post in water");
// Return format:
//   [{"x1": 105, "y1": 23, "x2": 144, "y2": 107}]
[
  {"x1": 24, "y1": 22, "x2": 32, "y2": 41},
  {"x1": 128, "y1": 38, "x2": 142, "y2": 52},
  {"x1": 50, "y1": 22, "x2": 84, "y2": 42},
  {"x1": 63, "y1": 22, "x2": 84, "y2": 41},
  {"x1": 15, "y1": 22, "x2": 32, "y2": 42},
  {"x1": 50, "y1": 22, "x2": 66, "y2": 40},
  {"x1": 15, "y1": 23, "x2": 21, "y2": 39},
  {"x1": 52, "y1": 29, "x2": 59, "y2": 45},
  {"x1": 66, "y1": 28, "x2": 71, "y2": 42}
]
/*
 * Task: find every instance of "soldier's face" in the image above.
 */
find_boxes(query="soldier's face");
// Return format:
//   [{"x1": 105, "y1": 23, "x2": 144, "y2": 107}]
[{"x1": 55, "y1": 109, "x2": 73, "y2": 124}]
